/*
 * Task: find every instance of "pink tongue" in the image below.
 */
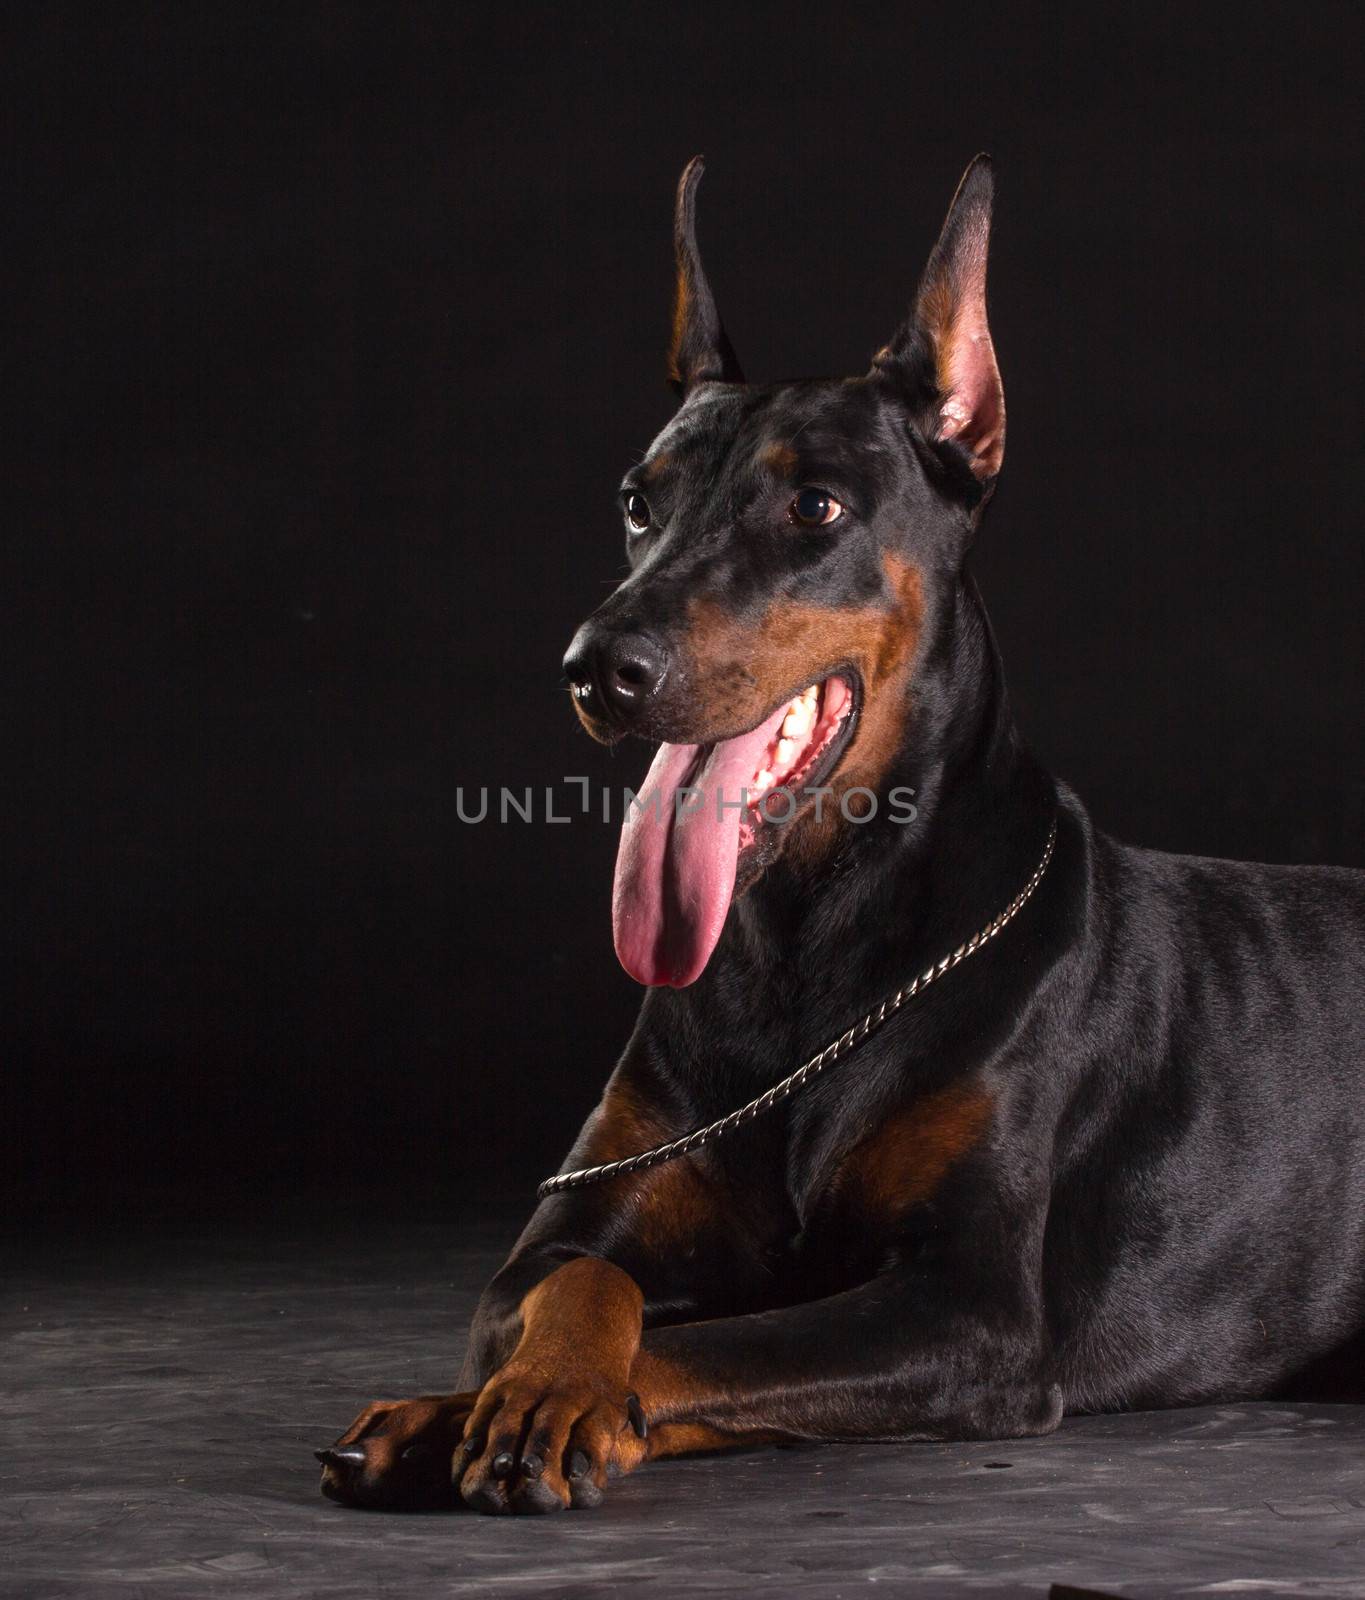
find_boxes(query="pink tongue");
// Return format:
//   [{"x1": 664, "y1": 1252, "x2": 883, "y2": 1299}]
[{"x1": 613, "y1": 703, "x2": 790, "y2": 986}]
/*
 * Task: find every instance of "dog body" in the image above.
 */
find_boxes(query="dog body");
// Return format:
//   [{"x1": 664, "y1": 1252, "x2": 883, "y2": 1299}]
[{"x1": 320, "y1": 158, "x2": 1365, "y2": 1514}]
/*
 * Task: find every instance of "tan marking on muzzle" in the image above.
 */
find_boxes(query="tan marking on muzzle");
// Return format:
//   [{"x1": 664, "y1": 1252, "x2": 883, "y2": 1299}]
[{"x1": 678, "y1": 553, "x2": 925, "y2": 853}]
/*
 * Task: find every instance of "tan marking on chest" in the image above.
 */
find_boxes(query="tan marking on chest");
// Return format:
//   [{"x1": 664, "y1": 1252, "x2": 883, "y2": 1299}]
[
  {"x1": 577, "y1": 1083, "x2": 720, "y2": 1256},
  {"x1": 835, "y1": 1082, "x2": 994, "y2": 1222}
]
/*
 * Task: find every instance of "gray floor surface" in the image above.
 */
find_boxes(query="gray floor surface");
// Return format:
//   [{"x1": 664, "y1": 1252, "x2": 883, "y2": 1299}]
[{"x1": 3, "y1": 1218, "x2": 1363, "y2": 1598}]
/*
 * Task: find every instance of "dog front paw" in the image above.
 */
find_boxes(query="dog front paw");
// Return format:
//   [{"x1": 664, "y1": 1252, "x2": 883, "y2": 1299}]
[
  {"x1": 315, "y1": 1392, "x2": 476, "y2": 1509},
  {"x1": 456, "y1": 1367, "x2": 649, "y2": 1515}
]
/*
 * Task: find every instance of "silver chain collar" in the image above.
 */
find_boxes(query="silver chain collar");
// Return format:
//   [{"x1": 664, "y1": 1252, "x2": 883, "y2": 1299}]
[{"x1": 537, "y1": 816, "x2": 1058, "y2": 1199}]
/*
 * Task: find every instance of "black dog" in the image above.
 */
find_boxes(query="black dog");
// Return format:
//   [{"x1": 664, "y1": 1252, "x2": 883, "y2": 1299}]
[{"x1": 318, "y1": 155, "x2": 1365, "y2": 1515}]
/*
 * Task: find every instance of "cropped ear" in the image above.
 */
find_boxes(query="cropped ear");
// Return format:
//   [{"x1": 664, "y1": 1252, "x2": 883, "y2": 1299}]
[
  {"x1": 873, "y1": 154, "x2": 1004, "y2": 486},
  {"x1": 667, "y1": 156, "x2": 745, "y2": 396}
]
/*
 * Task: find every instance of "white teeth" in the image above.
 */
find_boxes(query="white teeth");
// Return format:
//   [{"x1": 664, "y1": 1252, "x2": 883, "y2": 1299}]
[
  {"x1": 750, "y1": 683, "x2": 828, "y2": 807},
  {"x1": 782, "y1": 703, "x2": 813, "y2": 738}
]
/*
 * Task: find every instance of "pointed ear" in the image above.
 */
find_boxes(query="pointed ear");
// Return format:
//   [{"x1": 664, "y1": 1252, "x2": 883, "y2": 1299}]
[
  {"x1": 667, "y1": 156, "x2": 745, "y2": 396},
  {"x1": 874, "y1": 154, "x2": 1004, "y2": 485}
]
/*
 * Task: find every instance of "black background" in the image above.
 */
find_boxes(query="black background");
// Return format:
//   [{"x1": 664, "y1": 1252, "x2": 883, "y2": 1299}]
[{"x1": 9, "y1": 3, "x2": 1363, "y2": 1228}]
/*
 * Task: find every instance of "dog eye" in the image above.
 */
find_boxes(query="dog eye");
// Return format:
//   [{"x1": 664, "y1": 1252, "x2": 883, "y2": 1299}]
[
  {"x1": 789, "y1": 488, "x2": 842, "y2": 527},
  {"x1": 624, "y1": 492, "x2": 652, "y2": 533}
]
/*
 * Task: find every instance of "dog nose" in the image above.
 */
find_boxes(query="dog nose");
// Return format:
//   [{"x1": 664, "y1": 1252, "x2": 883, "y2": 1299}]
[{"x1": 563, "y1": 624, "x2": 669, "y2": 722}]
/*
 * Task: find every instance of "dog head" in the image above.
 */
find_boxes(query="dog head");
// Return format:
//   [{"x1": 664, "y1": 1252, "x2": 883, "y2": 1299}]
[{"x1": 564, "y1": 156, "x2": 1005, "y2": 986}]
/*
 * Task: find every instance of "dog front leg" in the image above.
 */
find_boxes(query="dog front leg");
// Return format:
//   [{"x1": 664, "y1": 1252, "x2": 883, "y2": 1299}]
[
  {"x1": 454, "y1": 1258, "x2": 1062, "y2": 1513},
  {"x1": 631, "y1": 1270, "x2": 1064, "y2": 1457}
]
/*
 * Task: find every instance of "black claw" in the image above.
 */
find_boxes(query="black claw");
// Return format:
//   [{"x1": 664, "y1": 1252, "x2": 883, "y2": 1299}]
[
  {"x1": 491, "y1": 1451, "x2": 516, "y2": 1479},
  {"x1": 461, "y1": 1434, "x2": 482, "y2": 1456},
  {"x1": 626, "y1": 1392, "x2": 648, "y2": 1439},
  {"x1": 567, "y1": 1448, "x2": 591, "y2": 1481},
  {"x1": 520, "y1": 1453, "x2": 544, "y2": 1480}
]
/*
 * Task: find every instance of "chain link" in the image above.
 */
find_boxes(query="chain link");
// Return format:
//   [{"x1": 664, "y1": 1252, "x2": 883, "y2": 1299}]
[{"x1": 537, "y1": 817, "x2": 1057, "y2": 1198}]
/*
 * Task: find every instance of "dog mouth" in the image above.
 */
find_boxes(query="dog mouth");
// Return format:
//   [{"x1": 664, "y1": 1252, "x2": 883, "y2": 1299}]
[
  {"x1": 736, "y1": 673, "x2": 858, "y2": 877},
  {"x1": 612, "y1": 672, "x2": 860, "y2": 987}
]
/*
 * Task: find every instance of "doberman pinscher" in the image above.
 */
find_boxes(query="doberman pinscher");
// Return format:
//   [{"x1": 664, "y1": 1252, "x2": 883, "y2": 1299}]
[{"x1": 317, "y1": 156, "x2": 1365, "y2": 1514}]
